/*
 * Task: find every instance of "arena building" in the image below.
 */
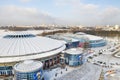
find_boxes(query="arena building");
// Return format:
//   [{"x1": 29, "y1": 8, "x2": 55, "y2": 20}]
[{"x1": 0, "y1": 31, "x2": 65, "y2": 79}]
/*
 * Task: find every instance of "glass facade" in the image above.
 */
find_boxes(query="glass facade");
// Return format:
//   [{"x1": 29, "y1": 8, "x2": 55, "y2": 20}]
[
  {"x1": 15, "y1": 69, "x2": 44, "y2": 80},
  {"x1": 65, "y1": 53, "x2": 83, "y2": 66},
  {"x1": 66, "y1": 41, "x2": 79, "y2": 49},
  {"x1": 0, "y1": 66, "x2": 13, "y2": 76},
  {"x1": 89, "y1": 40, "x2": 107, "y2": 48},
  {"x1": 43, "y1": 55, "x2": 61, "y2": 69}
]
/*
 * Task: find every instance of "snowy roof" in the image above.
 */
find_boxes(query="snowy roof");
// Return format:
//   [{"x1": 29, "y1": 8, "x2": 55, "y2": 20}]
[
  {"x1": 0, "y1": 44, "x2": 65, "y2": 63},
  {"x1": 14, "y1": 60, "x2": 43, "y2": 73},
  {"x1": 0, "y1": 31, "x2": 65, "y2": 62},
  {"x1": 64, "y1": 48, "x2": 83, "y2": 55},
  {"x1": 46, "y1": 35, "x2": 79, "y2": 43},
  {"x1": 75, "y1": 32, "x2": 103, "y2": 41},
  {"x1": 55, "y1": 32, "x2": 103, "y2": 42},
  {"x1": 75, "y1": 32, "x2": 86, "y2": 35},
  {"x1": 85, "y1": 34, "x2": 103, "y2": 41},
  {"x1": 60, "y1": 33, "x2": 87, "y2": 41}
]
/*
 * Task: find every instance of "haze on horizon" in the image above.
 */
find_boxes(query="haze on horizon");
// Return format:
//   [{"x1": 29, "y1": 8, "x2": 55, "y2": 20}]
[{"x1": 0, "y1": 0, "x2": 120, "y2": 26}]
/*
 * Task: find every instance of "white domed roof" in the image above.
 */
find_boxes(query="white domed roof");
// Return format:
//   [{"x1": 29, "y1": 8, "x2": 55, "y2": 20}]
[
  {"x1": 64, "y1": 48, "x2": 83, "y2": 55},
  {"x1": 0, "y1": 31, "x2": 64, "y2": 57},
  {"x1": 0, "y1": 31, "x2": 66, "y2": 63},
  {"x1": 14, "y1": 60, "x2": 43, "y2": 73}
]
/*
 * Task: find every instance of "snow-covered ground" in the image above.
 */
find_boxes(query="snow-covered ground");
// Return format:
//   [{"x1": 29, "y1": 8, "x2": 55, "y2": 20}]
[
  {"x1": 44, "y1": 66, "x2": 77, "y2": 80},
  {"x1": 44, "y1": 63, "x2": 102, "y2": 80},
  {"x1": 87, "y1": 39, "x2": 120, "y2": 69},
  {"x1": 86, "y1": 38, "x2": 120, "y2": 80},
  {"x1": 57, "y1": 63, "x2": 102, "y2": 80}
]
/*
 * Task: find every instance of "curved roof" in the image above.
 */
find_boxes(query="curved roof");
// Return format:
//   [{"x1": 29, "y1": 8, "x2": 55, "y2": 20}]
[
  {"x1": 14, "y1": 60, "x2": 43, "y2": 73},
  {"x1": 64, "y1": 48, "x2": 83, "y2": 55},
  {"x1": 85, "y1": 34, "x2": 103, "y2": 41},
  {"x1": 75, "y1": 32, "x2": 103, "y2": 41},
  {"x1": 75, "y1": 32, "x2": 86, "y2": 35},
  {"x1": 0, "y1": 31, "x2": 65, "y2": 63}
]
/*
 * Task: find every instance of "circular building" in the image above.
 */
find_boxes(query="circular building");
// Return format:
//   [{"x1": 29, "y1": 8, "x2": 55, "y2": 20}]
[
  {"x1": 64, "y1": 48, "x2": 83, "y2": 66},
  {"x1": 0, "y1": 31, "x2": 65, "y2": 79},
  {"x1": 85, "y1": 34, "x2": 107, "y2": 48},
  {"x1": 14, "y1": 60, "x2": 44, "y2": 80},
  {"x1": 76, "y1": 32, "x2": 107, "y2": 48}
]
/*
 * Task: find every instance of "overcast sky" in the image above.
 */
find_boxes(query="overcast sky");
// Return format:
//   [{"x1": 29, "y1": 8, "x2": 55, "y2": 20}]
[{"x1": 0, "y1": 0, "x2": 120, "y2": 26}]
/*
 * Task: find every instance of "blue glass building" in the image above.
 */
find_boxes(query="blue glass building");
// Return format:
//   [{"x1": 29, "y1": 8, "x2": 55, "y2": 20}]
[
  {"x1": 47, "y1": 33, "x2": 107, "y2": 49},
  {"x1": 0, "y1": 66, "x2": 13, "y2": 80},
  {"x1": 76, "y1": 32, "x2": 107, "y2": 48},
  {"x1": 0, "y1": 66, "x2": 13, "y2": 76},
  {"x1": 65, "y1": 41, "x2": 80, "y2": 49},
  {"x1": 46, "y1": 34, "x2": 80, "y2": 49},
  {"x1": 89, "y1": 39, "x2": 107, "y2": 48},
  {"x1": 64, "y1": 48, "x2": 83, "y2": 66},
  {"x1": 14, "y1": 60, "x2": 44, "y2": 80}
]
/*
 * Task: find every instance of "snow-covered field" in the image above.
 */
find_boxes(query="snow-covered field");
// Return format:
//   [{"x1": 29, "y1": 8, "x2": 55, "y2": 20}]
[
  {"x1": 57, "y1": 63, "x2": 102, "y2": 80},
  {"x1": 44, "y1": 66, "x2": 77, "y2": 80}
]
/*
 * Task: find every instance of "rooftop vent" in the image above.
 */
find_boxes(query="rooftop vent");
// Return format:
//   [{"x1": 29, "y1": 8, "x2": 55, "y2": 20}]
[{"x1": 3, "y1": 34, "x2": 36, "y2": 38}]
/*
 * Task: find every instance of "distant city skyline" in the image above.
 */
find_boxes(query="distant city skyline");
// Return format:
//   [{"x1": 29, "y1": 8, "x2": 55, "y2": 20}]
[{"x1": 0, "y1": 0, "x2": 120, "y2": 26}]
